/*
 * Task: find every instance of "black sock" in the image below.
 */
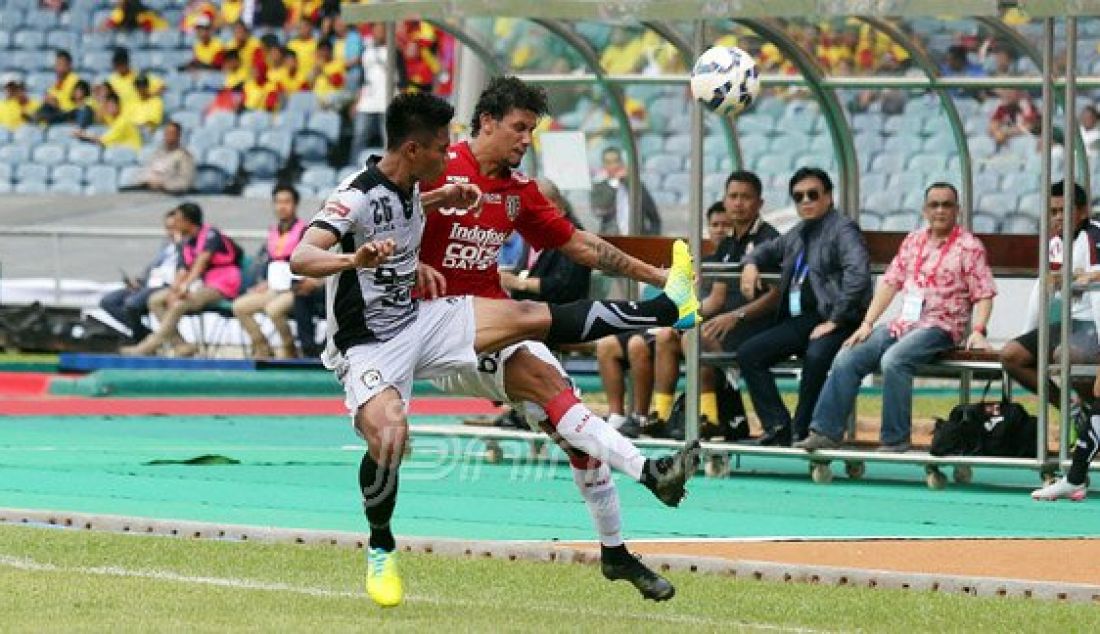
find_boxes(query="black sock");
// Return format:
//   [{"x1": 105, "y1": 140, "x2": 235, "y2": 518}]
[
  {"x1": 546, "y1": 296, "x2": 678, "y2": 345},
  {"x1": 639, "y1": 458, "x2": 659, "y2": 489},
  {"x1": 601, "y1": 543, "x2": 632, "y2": 565},
  {"x1": 359, "y1": 453, "x2": 398, "y2": 551},
  {"x1": 1067, "y1": 411, "x2": 1100, "y2": 486}
]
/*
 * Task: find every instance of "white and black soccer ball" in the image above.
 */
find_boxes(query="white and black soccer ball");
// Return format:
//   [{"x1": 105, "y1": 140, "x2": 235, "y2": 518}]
[{"x1": 690, "y1": 45, "x2": 760, "y2": 118}]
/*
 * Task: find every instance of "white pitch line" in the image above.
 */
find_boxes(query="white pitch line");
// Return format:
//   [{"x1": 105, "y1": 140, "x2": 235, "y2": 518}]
[{"x1": 0, "y1": 554, "x2": 827, "y2": 633}]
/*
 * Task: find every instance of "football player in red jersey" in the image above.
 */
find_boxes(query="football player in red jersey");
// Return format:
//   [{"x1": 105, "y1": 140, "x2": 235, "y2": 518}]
[{"x1": 420, "y1": 77, "x2": 692, "y2": 601}]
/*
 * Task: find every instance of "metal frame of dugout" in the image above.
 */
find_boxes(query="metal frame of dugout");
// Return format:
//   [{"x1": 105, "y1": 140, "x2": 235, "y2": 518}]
[{"x1": 345, "y1": 0, "x2": 1100, "y2": 488}]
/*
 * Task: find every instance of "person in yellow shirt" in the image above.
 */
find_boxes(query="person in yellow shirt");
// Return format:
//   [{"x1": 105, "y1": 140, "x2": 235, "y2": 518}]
[
  {"x1": 226, "y1": 21, "x2": 264, "y2": 79},
  {"x1": 286, "y1": 20, "x2": 318, "y2": 77},
  {"x1": 126, "y1": 74, "x2": 163, "y2": 131},
  {"x1": 0, "y1": 78, "x2": 40, "y2": 131},
  {"x1": 73, "y1": 93, "x2": 142, "y2": 151},
  {"x1": 285, "y1": 0, "x2": 321, "y2": 26},
  {"x1": 311, "y1": 40, "x2": 346, "y2": 107},
  {"x1": 221, "y1": 50, "x2": 250, "y2": 91},
  {"x1": 103, "y1": 0, "x2": 167, "y2": 32},
  {"x1": 271, "y1": 50, "x2": 309, "y2": 94},
  {"x1": 35, "y1": 50, "x2": 82, "y2": 125},
  {"x1": 108, "y1": 48, "x2": 165, "y2": 110},
  {"x1": 220, "y1": 0, "x2": 243, "y2": 26},
  {"x1": 183, "y1": 15, "x2": 225, "y2": 70}
]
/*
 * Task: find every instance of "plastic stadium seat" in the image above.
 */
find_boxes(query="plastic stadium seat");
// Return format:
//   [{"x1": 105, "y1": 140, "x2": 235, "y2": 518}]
[
  {"x1": 0, "y1": 145, "x2": 30, "y2": 164},
  {"x1": 337, "y1": 165, "x2": 359, "y2": 182},
  {"x1": 980, "y1": 158, "x2": 1026, "y2": 176},
  {"x1": 286, "y1": 91, "x2": 316, "y2": 114},
  {"x1": 195, "y1": 71, "x2": 224, "y2": 92},
  {"x1": 258, "y1": 129, "x2": 293, "y2": 160},
  {"x1": 238, "y1": 110, "x2": 273, "y2": 131},
  {"x1": 971, "y1": 213, "x2": 999, "y2": 233},
  {"x1": 171, "y1": 111, "x2": 201, "y2": 132},
  {"x1": 1001, "y1": 213, "x2": 1039, "y2": 234},
  {"x1": 206, "y1": 146, "x2": 241, "y2": 175},
  {"x1": 974, "y1": 171, "x2": 1001, "y2": 193},
  {"x1": 301, "y1": 166, "x2": 337, "y2": 190},
  {"x1": 84, "y1": 164, "x2": 118, "y2": 193},
  {"x1": 147, "y1": 30, "x2": 181, "y2": 49},
  {"x1": 0, "y1": 163, "x2": 12, "y2": 184},
  {"x1": 753, "y1": 153, "x2": 794, "y2": 175},
  {"x1": 663, "y1": 134, "x2": 691, "y2": 155},
  {"x1": 883, "y1": 134, "x2": 923, "y2": 154},
  {"x1": 118, "y1": 165, "x2": 144, "y2": 188},
  {"x1": 275, "y1": 109, "x2": 307, "y2": 131},
  {"x1": 243, "y1": 181, "x2": 277, "y2": 198},
  {"x1": 193, "y1": 165, "x2": 232, "y2": 194},
  {"x1": 651, "y1": 190, "x2": 680, "y2": 206},
  {"x1": 68, "y1": 144, "x2": 102, "y2": 166},
  {"x1": 112, "y1": 30, "x2": 147, "y2": 49},
  {"x1": 46, "y1": 29, "x2": 75, "y2": 52},
  {"x1": 881, "y1": 212, "x2": 919, "y2": 232},
  {"x1": 103, "y1": 146, "x2": 138, "y2": 166},
  {"x1": 183, "y1": 91, "x2": 216, "y2": 113},
  {"x1": 808, "y1": 134, "x2": 833, "y2": 153},
  {"x1": 15, "y1": 181, "x2": 48, "y2": 194},
  {"x1": 242, "y1": 147, "x2": 281, "y2": 179},
  {"x1": 222, "y1": 129, "x2": 256, "y2": 151},
  {"x1": 45, "y1": 125, "x2": 78, "y2": 144},
  {"x1": 13, "y1": 126, "x2": 43, "y2": 145},
  {"x1": 858, "y1": 211, "x2": 884, "y2": 231},
  {"x1": 908, "y1": 154, "x2": 946, "y2": 173},
  {"x1": 49, "y1": 181, "x2": 83, "y2": 194},
  {"x1": 307, "y1": 111, "x2": 341, "y2": 143},
  {"x1": 644, "y1": 153, "x2": 681, "y2": 173},
  {"x1": 735, "y1": 114, "x2": 774, "y2": 135},
  {"x1": 188, "y1": 127, "x2": 222, "y2": 157},
  {"x1": 13, "y1": 31, "x2": 45, "y2": 49},
  {"x1": 977, "y1": 192, "x2": 1019, "y2": 216},
  {"x1": 32, "y1": 144, "x2": 66, "y2": 166},
  {"x1": 1017, "y1": 192, "x2": 1042, "y2": 216},
  {"x1": 870, "y1": 152, "x2": 905, "y2": 173},
  {"x1": 864, "y1": 190, "x2": 901, "y2": 214},
  {"x1": 891, "y1": 171, "x2": 927, "y2": 197},
  {"x1": 293, "y1": 130, "x2": 330, "y2": 163},
  {"x1": 25, "y1": 9, "x2": 58, "y2": 29},
  {"x1": 16, "y1": 161, "x2": 47, "y2": 183},
  {"x1": 205, "y1": 110, "x2": 237, "y2": 131},
  {"x1": 0, "y1": 31, "x2": 10, "y2": 49},
  {"x1": 662, "y1": 172, "x2": 690, "y2": 198}
]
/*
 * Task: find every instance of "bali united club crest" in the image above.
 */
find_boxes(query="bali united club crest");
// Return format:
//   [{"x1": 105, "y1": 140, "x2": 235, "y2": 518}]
[
  {"x1": 361, "y1": 369, "x2": 383, "y2": 389},
  {"x1": 505, "y1": 195, "x2": 521, "y2": 221}
]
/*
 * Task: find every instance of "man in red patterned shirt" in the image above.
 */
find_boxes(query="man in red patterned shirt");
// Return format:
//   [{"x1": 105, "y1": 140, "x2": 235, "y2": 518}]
[
  {"x1": 796, "y1": 182, "x2": 996, "y2": 452},
  {"x1": 420, "y1": 76, "x2": 692, "y2": 601}
]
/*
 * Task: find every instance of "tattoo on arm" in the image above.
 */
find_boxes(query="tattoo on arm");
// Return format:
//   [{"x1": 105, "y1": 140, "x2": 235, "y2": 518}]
[{"x1": 587, "y1": 233, "x2": 633, "y2": 277}]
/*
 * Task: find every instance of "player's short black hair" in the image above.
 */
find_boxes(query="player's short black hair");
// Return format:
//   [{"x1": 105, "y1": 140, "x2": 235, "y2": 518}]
[
  {"x1": 111, "y1": 47, "x2": 130, "y2": 67},
  {"x1": 72, "y1": 79, "x2": 90, "y2": 96},
  {"x1": 705, "y1": 201, "x2": 726, "y2": 220},
  {"x1": 175, "y1": 202, "x2": 203, "y2": 226},
  {"x1": 385, "y1": 92, "x2": 454, "y2": 150},
  {"x1": 223, "y1": 49, "x2": 240, "y2": 63},
  {"x1": 273, "y1": 183, "x2": 300, "y2": 204},
  {"x1": 56, "y1": 49, "x2": 72, "y2": 64},
  {"x1": 789, "y1": 166, "x2": 833, "y2": 195},
  {"x1": 924, "y1": 181, "x2": 958, "y2": 202},
  {"x1": 470, "y1": 76, "x2": 548, "y2": 136},
  {"x1": 725, "y1": 170, "x2": 762, "y2": 198},
  {"x1": 1052, "y1": 179, "x2": 1088, "y2": 207}
]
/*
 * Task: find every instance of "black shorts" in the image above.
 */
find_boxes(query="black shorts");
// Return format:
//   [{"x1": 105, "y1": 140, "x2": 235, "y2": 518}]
[
  {"x1": 614, "y1": 331, "x2": 656, "y2": 369},
  {"x1": 1013, "y1": 322, "x2": 1100, "y2": 363}
]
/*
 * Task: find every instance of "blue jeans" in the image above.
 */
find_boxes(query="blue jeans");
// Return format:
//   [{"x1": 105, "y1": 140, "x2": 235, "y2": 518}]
[{"x1": 810, "y1": 325, "x2": 953, "y2": 445}]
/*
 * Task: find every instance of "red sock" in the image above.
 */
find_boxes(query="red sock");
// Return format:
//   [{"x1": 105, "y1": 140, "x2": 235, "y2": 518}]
[{"x1": 544, "y1": 388, "x2": 582, "y2": 427}]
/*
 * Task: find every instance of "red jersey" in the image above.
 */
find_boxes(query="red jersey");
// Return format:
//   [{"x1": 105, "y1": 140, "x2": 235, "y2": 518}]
[{"x1": 420, "y1": 141, "x2": 577, "y2": 299}]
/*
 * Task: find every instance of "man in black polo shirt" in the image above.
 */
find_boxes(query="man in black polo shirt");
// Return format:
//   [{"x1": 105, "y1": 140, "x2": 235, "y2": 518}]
[{"x1": 649, "y1": 170, "x2": 781, "y2": 438}]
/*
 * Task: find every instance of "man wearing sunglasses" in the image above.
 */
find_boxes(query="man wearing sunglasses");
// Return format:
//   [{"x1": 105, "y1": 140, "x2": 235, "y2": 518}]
[
  {"x1": 737, "y1": 167, "x2": 873, "y2": 446},
  {"x1": 796, "y1": 182, "x2": 996, "y2": 453}
]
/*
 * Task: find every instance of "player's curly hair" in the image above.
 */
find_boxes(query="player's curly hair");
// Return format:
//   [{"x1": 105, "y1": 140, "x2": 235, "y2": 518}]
[
  {"x1": 385, "y1": 91, "x2": 454, "y2": 150},
  {"x1": 470, "y1": 76, "x2": 549, "y2": 136}
]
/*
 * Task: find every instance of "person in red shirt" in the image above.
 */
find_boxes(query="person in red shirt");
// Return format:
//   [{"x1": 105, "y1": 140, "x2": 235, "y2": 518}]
[{"x1": 420, "y1": 76, "x2": 689, "y2": 601}]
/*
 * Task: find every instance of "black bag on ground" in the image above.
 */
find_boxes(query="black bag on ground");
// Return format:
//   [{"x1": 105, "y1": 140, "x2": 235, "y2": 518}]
[
  {"x1": 665, "y1": 372, "x2": 750, "y2": 441},
  {"x1": 930, "y1": 381, "x2": 1037, "y2": 458}
]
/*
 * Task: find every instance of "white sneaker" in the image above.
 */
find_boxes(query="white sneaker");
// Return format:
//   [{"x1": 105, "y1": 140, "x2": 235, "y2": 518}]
[
  {"x1": 1031, "y1": 477, "x2": 1087, "y2": 502},
  {"x1": 607, "y1": 413, "x2": 628, "y2": 430}
]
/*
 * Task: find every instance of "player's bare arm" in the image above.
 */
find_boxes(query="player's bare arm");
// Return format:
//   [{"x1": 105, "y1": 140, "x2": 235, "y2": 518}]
[
  {"x1": 290, "y1": 226, "x2": 395, "y2": 278},
  {"x1": 421, "y1": 183, "x2": 482, "y2": 213},
  {"x1": 560, "y1": 230, "x2": 666, "y2": 288}
]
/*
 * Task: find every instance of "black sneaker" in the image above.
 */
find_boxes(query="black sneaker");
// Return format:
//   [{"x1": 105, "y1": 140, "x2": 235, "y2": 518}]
[
  {"x1": 618, "y1": 414, "x2": 643, "y2": 439},
  {"x1": 643, "y1": 440, "x2": 701, "y2": 507},
  {"x1": 601, "y1": 550, "x2": 675, "y2": 601},
  {"x1": 640, "y1": 413, "x2": 667, "y2": 438},
  {"x1": 493, "y1": 408, "x2": 527, "y2": 430}
]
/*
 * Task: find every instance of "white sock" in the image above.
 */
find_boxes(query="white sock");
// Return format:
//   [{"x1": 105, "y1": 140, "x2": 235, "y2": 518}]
[
  {"x1": 572, "y1": 463, "x2": 623, "y2": 547},
  {"x1": 554, "y1": 404, "x2": 646, "y2": 481},
  {"x1": 607, "y1": 413, "x2": 628, "y2": 429}
]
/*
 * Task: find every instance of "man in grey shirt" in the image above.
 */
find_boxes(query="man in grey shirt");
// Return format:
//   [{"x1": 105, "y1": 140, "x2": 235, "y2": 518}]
[{"x1": 123, "y1": 121, "x2": 195, "y2": 194}]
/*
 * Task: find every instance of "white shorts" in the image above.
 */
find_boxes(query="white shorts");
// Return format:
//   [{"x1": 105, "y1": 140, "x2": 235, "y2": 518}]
[
  {"x1": 338, "y1": 296, "x2": 477, "y2": 414},
  {"x1": 431, "y1": 340, "x2": 572, "y2": 428}
]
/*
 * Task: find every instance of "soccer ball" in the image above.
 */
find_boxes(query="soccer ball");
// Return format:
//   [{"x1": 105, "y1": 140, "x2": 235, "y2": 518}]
[{"x1": 690, "y1": 45, "x2": 760, "y2": 118}]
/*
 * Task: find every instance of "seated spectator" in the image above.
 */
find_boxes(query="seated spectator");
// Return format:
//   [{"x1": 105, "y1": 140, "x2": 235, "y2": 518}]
[
  {"x1": 102, "y1": 0, "x2": 167, "y2": 32},
  {"x1": 122, "y1": 202, "x2": 242, "y2": 357},
  {"x1": 108, "y1": 48, "x2": 164, "y2": 110},
  {"x1": 312, "y1": 40, "x2": 348, "y2": 108},
  {"x1": 331, "y1": 16, "x2": 364, "y2": 69},
  {"x1": 1034, "y1": 366, "x2": 1100, "y2": 501},
  {"x1": 73, "y1": 93, "x2": 142, "y2": 152},
  {"x1": 291, "y1": 276, "x2": 326, "y2": 358},
  {"x1": 41, "y1": 0, "x2": 67, "y2": 11},
  {"x1": 989, "y1": 88, "x2": 1039, "y2": 149},
  {"x1": 797, "y1": 183, "x2": 996, "y2": 453},
  {"x1": 590, "y1": 147, "x2": 661, "y2": 235},
  {"x1": 271, "y1": 49, "x2": 309, "y2": 94},
  {"x1": 401, "y1": 21, "x2": 441, "y2": 93},
  {"x1": 940, "y1": 44, "x2": 987, "y2": 101},
  {"x1": 220, "y1": 50, "x2": 249, "y2": 93},
  {"x1": 120, "y1": 121, "x2": 195, "y2": 194},
  {"x1": 286, "y1": 0, "x2": 322, "y2": 26},
  {"x1": 1081, "y1": 105, "x2": 1100, "y2": 160},
  {"x1": 34, "y1": 50, "x2": 82, "y2": 126},
  {"x1": 595, "y1": 330, "x2": 657, "y2": 434},
  {"x1": 252, "y1": 0, "x2": 289, "y2": 30},
  {"x1": 287, "y1": 19, "x2": 319, "y2": 77},
  {"x1": 100, "y1": 210, "x2": 180, "y2": 344},
  {"x1": 349, "y1": 23, "x2": 388, "y2": 158},
  {"x1": 225, "y1": 21, "x2": 265, "y2": 79},
  {"x1": 737, "y1": 167, "x2": 873, "y2": 446},
  {"x1": 231, "y1": 184, "x2": 308, "y2": 359},
  {"x1": 127, "y1": 74, "x2": 164, "y2": 131},
  {"x1": 1002, "y1": 181, "x2": 1100, "y2": 413},
  {"x1": 219, "y1": 0, "x2": 244, "y2": 27},
  {"x1": 653, "y1": 173, "x2": 782, "y2": 440},
  {"x1": 67, "y1": 80, "x2": 96, "y2": 129},
  {"x1": 0, "y1": 77, "x2": 38, "y2": 131},
  {"x1": 182, "y1": 15, "x2": 225, "y2": 71}
]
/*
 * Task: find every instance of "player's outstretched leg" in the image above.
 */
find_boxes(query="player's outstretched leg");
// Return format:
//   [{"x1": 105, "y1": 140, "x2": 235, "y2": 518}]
[
  {"x1": 1033, "y1": 399, "x2": 1097, "y2": 501},
  {"x1": 356, "y1": 389, "x2": 408, "y2": 607}
]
